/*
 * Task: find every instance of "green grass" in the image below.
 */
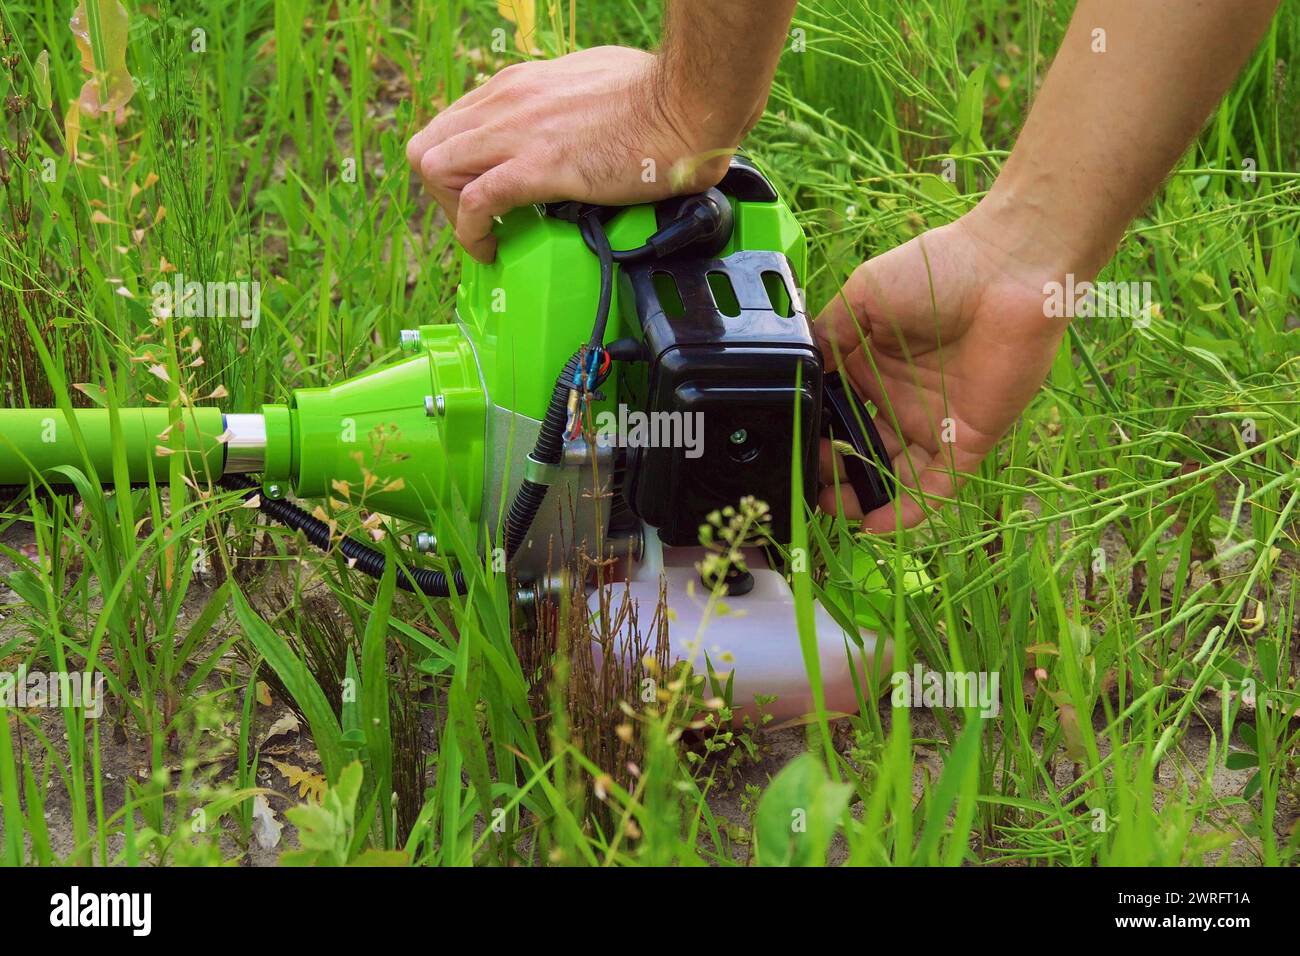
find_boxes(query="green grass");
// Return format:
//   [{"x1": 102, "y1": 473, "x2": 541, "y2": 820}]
[{"x1": 0, "y1": 0, "x2": 1297, "y2": 866}]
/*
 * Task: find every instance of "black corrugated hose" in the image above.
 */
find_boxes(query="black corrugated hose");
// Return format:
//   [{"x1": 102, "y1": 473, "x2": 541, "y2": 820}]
[
  {"x1": 501, "y1": 350, "x2": 582, "y2": 560},
  {"x1": 219, "y1": 473, "x2": 468, "y2": 597}
]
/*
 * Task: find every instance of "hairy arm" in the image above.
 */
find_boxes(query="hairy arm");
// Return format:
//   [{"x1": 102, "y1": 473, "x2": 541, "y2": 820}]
[
  {"x1": 654, "y1": 0, "x2": 796, "y2": 151},
  {"x1": 971, "y1": 0, "x2": 1283, "y2": 281}
]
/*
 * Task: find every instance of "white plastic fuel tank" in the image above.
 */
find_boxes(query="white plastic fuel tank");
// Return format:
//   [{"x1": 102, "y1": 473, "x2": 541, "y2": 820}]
[{"x1": 588, "y1": 528, "x2": 891, "y2": 725}]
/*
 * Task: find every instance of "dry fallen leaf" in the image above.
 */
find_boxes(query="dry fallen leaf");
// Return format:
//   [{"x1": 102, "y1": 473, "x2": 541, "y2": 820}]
[
  {"x1": 251, "y1": 794, "x2": 283, "y2": 850},
  {"x1": 268, "y1": 759, "x2": 327, "y2": 804},
  {"x1": 258, "y1": 712, "x2": 301, "y2": 748}
]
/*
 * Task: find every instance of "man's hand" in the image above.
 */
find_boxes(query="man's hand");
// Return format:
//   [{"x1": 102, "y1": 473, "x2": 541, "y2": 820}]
[
  {"x1": 406, "y1": 47, "x2": 730, "y2": 263},
  {"x1": 406, "y1": 1, "x2": 798, "y2": 262},
  {"x1": 815, "y1": 209, "x2": 1069, "y2": 531}
]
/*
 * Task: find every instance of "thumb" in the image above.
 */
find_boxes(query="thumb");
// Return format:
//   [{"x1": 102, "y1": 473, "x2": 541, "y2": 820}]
[{"x1": 813, "y1": 263, "x2": 872, "y2": 373}]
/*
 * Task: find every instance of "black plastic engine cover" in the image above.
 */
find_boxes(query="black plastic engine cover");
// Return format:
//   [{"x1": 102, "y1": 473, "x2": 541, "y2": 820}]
[{"x1": 619, "y1": 249, "x2": 822, "y2": 545}]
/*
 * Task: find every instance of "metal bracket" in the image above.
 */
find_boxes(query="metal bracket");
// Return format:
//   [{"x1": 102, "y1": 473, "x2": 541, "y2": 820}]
[{"x1": 523, "y1": 454, "x2": 564, "y2": 486}]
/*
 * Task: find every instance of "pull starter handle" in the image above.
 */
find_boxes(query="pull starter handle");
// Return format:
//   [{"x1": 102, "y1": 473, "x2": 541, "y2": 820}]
[{"x1": 820, "y1": 371, "x2": 894, "y2": 513}]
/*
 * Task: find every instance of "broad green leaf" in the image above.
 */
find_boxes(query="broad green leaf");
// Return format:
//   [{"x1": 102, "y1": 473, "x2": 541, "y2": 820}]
[{"x1": 754, "y1": 754, "x2": 852, "y2": 866}]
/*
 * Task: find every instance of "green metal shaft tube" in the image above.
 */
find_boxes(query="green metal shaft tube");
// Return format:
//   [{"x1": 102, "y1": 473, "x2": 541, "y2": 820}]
[{"x1": 0, "y1": 407, "x2": 227, "y2": 486}]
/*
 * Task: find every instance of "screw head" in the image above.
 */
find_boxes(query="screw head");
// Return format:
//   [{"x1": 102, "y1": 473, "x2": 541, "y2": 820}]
[
  {"x1": 415, "y1": 531, "x2": 438, "y2": 553},
  {"x1": 729, "y1": 428, "x2": 748, "y2": 445},
  {"x1": 399, "y1": 329, "x2": 421, "y2": 352},
  {"x1": 263, "y1": 483, "x2": 285, "y2": 499},
  {"x1": 424, "y1": 395, "x2": 445, "y2": 417}
]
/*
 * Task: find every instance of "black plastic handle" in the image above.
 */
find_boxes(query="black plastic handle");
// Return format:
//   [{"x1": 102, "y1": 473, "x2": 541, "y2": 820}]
[{"x1": 820, "y1": 371, "x2": 894, "y2": 512}]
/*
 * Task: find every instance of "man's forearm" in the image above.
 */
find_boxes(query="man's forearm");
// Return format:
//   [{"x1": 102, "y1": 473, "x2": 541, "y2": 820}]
[
  {"x1": 653, "y1": 0, "x2": 797, "y2": 152},
  {"x1": 977, "y1": 0, "x2": 1281, "y2": 280}
]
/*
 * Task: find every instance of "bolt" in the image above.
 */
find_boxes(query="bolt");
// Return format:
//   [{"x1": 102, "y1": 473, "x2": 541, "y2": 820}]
[
  {"x1": 415, "y1": 531, "x2": 438, "y2": 553},
  {"x1": 264, "y1": 483, "x2": 284, "y2": 499},
  {"x1": 729, "y1": 428, "x2": 748, "y2": 445},
  {"x1": 424, "y1": 394, "x2": 445, "y2": 417},
  {"x1": 399, "y1": 328, "x2": 421, "y2": 352}
]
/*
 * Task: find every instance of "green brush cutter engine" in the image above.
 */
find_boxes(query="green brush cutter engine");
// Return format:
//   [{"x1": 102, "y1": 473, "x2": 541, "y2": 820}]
[{"x1": 0, "y1": 157, "x2": 906, "y2": 722}]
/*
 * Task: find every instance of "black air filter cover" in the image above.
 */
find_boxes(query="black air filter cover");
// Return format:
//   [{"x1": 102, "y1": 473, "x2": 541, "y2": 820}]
[{"x1": 620, "y1": 250, "x2": 822, "y2": 545}]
